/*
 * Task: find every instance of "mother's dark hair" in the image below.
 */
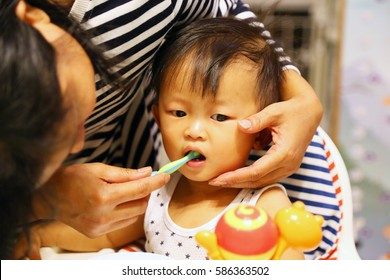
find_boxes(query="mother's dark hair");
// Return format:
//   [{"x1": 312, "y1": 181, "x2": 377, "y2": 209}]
[
  {"x1": 0, "y1": 0, "x2": 67, "y2": 259},
  {"x1": 0, "y1": 0, "x2": 120, "y2": 259}
]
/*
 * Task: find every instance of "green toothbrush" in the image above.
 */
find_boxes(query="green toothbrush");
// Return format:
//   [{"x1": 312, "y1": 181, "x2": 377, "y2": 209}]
[{"x1": 151, "y1": 151, "x2": 201, "y2": 176}]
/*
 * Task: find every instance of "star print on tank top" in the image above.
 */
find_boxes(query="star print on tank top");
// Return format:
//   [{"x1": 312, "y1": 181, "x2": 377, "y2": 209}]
[{"x1": 144, "y1": 173, "x2": 286, "y2": 260}]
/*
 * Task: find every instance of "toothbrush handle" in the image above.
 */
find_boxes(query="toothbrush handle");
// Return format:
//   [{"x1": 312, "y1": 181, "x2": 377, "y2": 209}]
[{"x1": 156, "y1": 157, "x2": 189, "y2": 175}]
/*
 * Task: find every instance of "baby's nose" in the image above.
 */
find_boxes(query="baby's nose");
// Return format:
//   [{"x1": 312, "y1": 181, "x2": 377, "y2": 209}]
[{"x1": 185, "y1": 120, "x2": 207, "y2": 140}]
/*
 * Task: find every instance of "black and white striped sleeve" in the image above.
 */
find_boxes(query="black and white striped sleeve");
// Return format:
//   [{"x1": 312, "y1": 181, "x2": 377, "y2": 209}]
[{"x1": 218, "y1": 0, "x2": 300, "y2": 74}]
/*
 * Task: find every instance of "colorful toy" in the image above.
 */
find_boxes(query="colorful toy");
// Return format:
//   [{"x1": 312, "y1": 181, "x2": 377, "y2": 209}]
[{"x1": 195, "y1": 201, "x2": 324, "y2": 260}]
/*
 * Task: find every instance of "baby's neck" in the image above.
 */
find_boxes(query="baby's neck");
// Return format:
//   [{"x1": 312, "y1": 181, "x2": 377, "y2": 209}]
[
  {"x1": 167, "y1": 176, "x2": 241, "y2": 228},
  {"x1": 177, "y1": 176, "x2": 239, "y2": 200}
]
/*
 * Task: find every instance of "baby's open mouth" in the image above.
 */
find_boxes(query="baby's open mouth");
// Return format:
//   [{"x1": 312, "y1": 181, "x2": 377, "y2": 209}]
[
  {"x1": 186, "y1": 151, "x2": 205, "y2": 161},
  {"x1": 192, "y1": 154, "x2": 205, "y2": 161}
]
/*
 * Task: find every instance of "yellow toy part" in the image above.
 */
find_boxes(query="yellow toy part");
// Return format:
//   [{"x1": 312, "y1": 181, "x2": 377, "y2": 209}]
[{"x1": 272, "y1": 201, "x2": 324, "y2": 259}]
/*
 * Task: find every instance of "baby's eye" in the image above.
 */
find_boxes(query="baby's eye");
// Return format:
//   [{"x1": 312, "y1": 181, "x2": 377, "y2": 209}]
[
  {"x1": 211, "y1": 114, "x2": 229, "y2": 122},
  {"x1": 172, "y1": 110, "x2": 186, "y2": 117}
]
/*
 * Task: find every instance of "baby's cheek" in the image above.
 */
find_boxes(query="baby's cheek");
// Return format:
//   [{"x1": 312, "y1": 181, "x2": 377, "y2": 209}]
[{"x1": 237, "y1": 133, "x2": 258, "y2": 151}]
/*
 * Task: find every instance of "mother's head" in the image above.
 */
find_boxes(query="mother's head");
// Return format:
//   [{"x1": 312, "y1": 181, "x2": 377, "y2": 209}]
[{"x1": 0, "y1": 0, "x2": 115, "y2": 258}]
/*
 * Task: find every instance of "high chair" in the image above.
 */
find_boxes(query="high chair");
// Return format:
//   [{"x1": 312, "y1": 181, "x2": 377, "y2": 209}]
[
  {"x1": 40, "y1": 127, "x2": 360, "y2": 260},
  {"x1": 316, "y1": 127, "x2": 360, "y2": 259}
]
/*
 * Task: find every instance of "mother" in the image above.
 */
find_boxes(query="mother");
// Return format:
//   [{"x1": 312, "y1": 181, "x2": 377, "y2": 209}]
[{"x1": 0, "y1": 0, "x2": 322, "y2": 259}]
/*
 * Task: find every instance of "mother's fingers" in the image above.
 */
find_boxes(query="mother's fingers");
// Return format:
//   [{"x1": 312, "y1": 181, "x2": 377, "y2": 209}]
[
  {"x1": 105, "y1": 173, "x2": 169, "y2": 205},
  {"x1": 209, "y1": 149, "x2": 299, "y2": 188},
  {"x1": 208, "y1": 159, "x2": 272, "y2": 188},
  {"x1": 73, "y1": 196, "x2": 149, "y2": 238},
  {"x1": 103, "y1": 201, "x2": 148, "y2": 235},
  {"x1": 97, "y1": 165, "x2": 154, "y2": 183},
  {"x1": 214, "y1": 166, "x2": 293, "y2": 189}
]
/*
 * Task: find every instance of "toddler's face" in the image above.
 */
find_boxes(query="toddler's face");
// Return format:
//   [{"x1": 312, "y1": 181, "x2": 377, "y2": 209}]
[{"x1": 154, "y1": 58, "x2": 260, "y2": 182}]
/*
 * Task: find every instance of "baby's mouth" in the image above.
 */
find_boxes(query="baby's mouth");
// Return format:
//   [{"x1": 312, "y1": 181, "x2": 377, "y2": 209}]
[
  {"x1": 185, "y1": 151, "x2": 206, "y2": 161},
  {"x1": 193, "y1": 154, "x2": 205, "y2": 161}
]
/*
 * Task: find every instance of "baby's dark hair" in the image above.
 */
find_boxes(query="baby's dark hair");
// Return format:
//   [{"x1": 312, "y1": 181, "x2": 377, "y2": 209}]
[
  {"x1": 0, "y1": 0, "x2": 120, "y2": 259},
  {"x1": 152, "y1": 17, "x2": 285, "y2": 109}
]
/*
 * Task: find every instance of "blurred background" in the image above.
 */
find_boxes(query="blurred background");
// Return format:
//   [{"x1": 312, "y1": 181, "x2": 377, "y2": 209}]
[{"x1": 246, "y1": 0, "x2": 389, "y2": 260}]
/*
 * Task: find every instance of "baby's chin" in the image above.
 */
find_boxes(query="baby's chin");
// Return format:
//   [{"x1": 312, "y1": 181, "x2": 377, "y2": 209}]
[
  {"x1": 181, "y1": 174, "x2": 212, "y2": 183},
  {"x1": 181, "y1": 170, "x2": 226, "y2": 184}
]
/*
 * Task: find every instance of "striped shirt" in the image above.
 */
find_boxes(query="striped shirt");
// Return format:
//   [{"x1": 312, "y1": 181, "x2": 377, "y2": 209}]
[
  {"x1": 67, "y1": 0, "x2": 342, "y2": 259},
  {"x1": 66, "y1": 0, "x2": 293, "y2": 168}
]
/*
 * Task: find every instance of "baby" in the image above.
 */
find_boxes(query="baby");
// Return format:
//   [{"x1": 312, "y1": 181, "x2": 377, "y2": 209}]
[{"x1": 22, "y1": 17, "x2": 304, "y2": 260}]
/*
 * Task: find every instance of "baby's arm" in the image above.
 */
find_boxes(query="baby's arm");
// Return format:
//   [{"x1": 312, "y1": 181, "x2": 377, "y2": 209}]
[{"x1": 255, "y1": 186, "x2": 305, "y2": 260}]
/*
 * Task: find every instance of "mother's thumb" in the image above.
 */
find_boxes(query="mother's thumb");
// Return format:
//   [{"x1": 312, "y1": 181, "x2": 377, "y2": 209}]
[{"x1": 238, "y1": 104, "x2": 278, "y2": 133}]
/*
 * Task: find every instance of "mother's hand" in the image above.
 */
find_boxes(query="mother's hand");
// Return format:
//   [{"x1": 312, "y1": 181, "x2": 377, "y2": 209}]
[
  {"x1": 32, "y1": 163, "x2": 169, "y2": 238},
  {"x1": 209, "y1": 70, "x2": 323, "y2": 188}
]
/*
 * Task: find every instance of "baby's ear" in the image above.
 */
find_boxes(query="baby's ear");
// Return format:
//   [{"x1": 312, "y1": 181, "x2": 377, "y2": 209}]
[
  {"x1": 253, "y1": 137, "x2": 262, "y2": 150},
  {"x1": 151, "y1": 104, "x2": 161, "y2": 128},
  {"x1": 253, "y1": 129, "x2": 272, "y2": 150}
]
